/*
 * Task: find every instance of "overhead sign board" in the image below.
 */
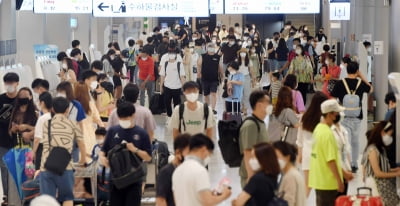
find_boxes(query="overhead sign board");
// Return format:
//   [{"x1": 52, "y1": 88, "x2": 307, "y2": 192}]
[
  {"x1": 93, "y1": 0, "x2": 209, "y2": 17},
  {"x1": 225, "y1": 0, "x2": 320, "y2": 14},
  {"x1": 210, "y1": 0, "x2": 224, "y2": 14},
  {"x1": 34, "y1": 0, "x2": 92, "y2": 13},
  {"x1": 330, "y1": 2, "x2": 350, "y2": 20}
]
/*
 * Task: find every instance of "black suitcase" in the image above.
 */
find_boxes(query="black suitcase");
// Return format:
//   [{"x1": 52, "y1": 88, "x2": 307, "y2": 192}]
[{"x1": 150, "y1": 92, "x2": 166, "y2": 114}]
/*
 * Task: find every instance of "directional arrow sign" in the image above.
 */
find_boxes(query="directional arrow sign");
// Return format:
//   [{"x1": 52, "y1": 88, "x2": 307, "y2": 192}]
[{"x1": 98, "y1": 2, "x2": 109, "y2": 11}]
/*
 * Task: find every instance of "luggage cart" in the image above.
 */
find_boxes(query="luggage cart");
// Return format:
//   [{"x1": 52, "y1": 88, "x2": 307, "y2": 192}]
[{"x1": 73, "y1": 161, "x2": 98, "y2": 206}]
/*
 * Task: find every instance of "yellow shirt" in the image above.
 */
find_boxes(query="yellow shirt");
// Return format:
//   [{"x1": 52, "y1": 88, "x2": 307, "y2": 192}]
[
  {"x1": 309, "y1": 123, "x2": 343, "y2": 190},
  {"x1": 99, "y1": 92, "x2": 114, "y2": 118}
]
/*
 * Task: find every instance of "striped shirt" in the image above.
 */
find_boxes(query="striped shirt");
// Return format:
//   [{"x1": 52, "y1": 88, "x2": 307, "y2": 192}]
[{"x1": 271, "y1": 80, "x2": 282, "y2": 99}]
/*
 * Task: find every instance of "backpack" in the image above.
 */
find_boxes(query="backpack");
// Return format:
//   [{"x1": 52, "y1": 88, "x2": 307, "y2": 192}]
[
  {"x1": 122, "y1": 48, "x2": 136, "y2": 67},
  {"x1": 178, "y1": 103, "x2": 209, "y2": 133},
  {"x1": 152, "y1": 139, "x2": 170, "y2": 170},
  {"x1": 342, "y1": 79, "x2": 362, "y2": 117},
  {"x1": 217, "y1": 117, "x2": 260, "y2": 167},
  {"x1": 164, "y1": 60, "x2": 182, "y2": 78},
  {"x1": 107, "y1": 143, "x2": 146, "y2": 189}
]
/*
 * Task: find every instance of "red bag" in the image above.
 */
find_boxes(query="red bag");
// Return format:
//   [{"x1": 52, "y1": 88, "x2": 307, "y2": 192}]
[{"x1": 336, "y1": 187, "x2": 383, "y2": 206}]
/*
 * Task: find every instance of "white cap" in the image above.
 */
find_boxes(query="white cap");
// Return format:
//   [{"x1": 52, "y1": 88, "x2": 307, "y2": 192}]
[
  {"x1": 30, "y1": 195, "x2": 60, "y2": 206},
  {"x1": 321, "y1": 99, "x2": 345, "y2": 114}
]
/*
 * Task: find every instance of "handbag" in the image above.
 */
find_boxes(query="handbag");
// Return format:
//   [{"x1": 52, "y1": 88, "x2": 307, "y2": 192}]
[
  {"x1": 44, "y1": 120, "x2": 72, "y2": 176},
  {"x1": 327, "y1": 79, "x2": 338, "y2": 93}
]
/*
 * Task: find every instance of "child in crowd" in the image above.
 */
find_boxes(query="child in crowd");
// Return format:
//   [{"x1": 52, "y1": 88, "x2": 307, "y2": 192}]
[{"x1": 270, "y1": 71, "x2": 281, "y2": 106}]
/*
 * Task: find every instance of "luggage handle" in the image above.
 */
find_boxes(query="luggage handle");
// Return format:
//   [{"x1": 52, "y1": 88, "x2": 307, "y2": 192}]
[
  {"x1": 231, "y1": 98, "x2": 240, "y2": 115},
  {"x1": 357, "y1": 187, "x2": 372, "y2": 196}
]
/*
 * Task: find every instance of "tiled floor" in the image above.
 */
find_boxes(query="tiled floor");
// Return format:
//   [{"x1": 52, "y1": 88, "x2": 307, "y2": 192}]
[{"x1": 151, "y1": 86, "x2": 370, "y2": 206}]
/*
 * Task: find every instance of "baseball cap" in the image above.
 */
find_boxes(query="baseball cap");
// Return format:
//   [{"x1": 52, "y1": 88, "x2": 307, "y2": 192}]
[{"x1": 321, "y1": 99, "x2": 345, "y2": 114}]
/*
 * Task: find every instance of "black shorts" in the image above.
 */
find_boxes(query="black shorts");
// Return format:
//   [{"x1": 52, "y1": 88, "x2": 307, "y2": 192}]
[
  {"x1": 113, "y1": 76, "x2": 122, "y2": 87},
  {"x1": 202, "y1": 81, "x2": 218, "y2": 96}
]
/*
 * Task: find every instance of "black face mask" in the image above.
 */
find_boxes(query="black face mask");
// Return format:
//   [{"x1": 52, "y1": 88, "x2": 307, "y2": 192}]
[
  {"x1": 333, "y1": 113, "x2": 341, "y2": 124},
  {"x1": 274, "y1": 37, "x2": 279, "y2": 41},
  {"x1": 18, "y1": 98, "x2": 30, "y2": 105},
  {"x1": 180, "y1": 156, "x2": 185, "y2": 163}
]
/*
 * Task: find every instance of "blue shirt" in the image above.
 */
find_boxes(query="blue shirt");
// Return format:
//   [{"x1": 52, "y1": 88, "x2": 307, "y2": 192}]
[
  {"x1": 102, "y1": 125, "x2": 152, "y2": 158},
  {"x1": 226, "y1": 72, "x2": 244, "y2": 102},
  {"x1": 70, "y1": 100, "x2": 86, "y2": 122}
]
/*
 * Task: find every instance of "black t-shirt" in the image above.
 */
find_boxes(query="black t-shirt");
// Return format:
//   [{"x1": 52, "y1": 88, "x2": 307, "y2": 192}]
[
  {"x1": 267, "y1": 42, "x2": 276, "y2": 60},
  {"x1": 201, "y1": 54, "x2": 220, "y2": 82},
  {"x1": 331, "y1": 78, "x2": 371, "y2": 119},
  {"x1": 157, "y1": 43, "x2": 169, "y2": 58},
  {"x1": 156, "y1": 163, "x2": 176, "y2": 206},
  {"x1": 178, "y1": 29, "x2": 188, "y2": 44},
  {"x1": 276, "y1": 47, "x2": 289, "y2": 61},
  {"x1": 244, "y1": 172, "x2": 277, "y2": 206},
  {"x1": 102, "y1": 125, "x2": 152, "y2": 157},
  {"x1": 221, "y1": 44, "x2": 239, "y2": 64},
  {"x1": 0, "y1": 93, "x2": 16, "y2": 148}
]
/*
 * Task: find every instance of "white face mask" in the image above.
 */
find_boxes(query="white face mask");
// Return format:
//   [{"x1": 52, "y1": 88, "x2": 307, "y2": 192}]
[
  {"x1": 249, "y1": 157, "x2": 261, "y2": 171},
  {"x1": 90, "y1": 81, "x2": 98, "y2": 90},
  {"x1": 278, "y1": 159, "x2": 287, "y2": 170},
  {"x1": 203, "y1": 156, "x2": 211, "y2": 166},
  {"x1": 340, "y1": 64, "x2": 346, "y2": 70},
  {"x1": 119, "y1": 119, "x2": 132, "y2": 129},
  {"x1": 243, "y1": 37, "x2": 249, "y2": 41},
  {"x1": 33, "y1": 92, "x2": 39, "y2": 102},
  {"x1": 266, "y1": 105, "x2": 273, "y2": 115},
  {"x1": 62, "y1": 63, "x2": 68, "y2": 69},
  {"x1": 240, "y1": 52, "x2": 246, "y2": 58},
  {"x1": 247, "y1": 41, "x2": 252, "y2": 46},
  {"x1": 5, "y1": 85, "x2": 16, "y2": 94},
  {"x1": 189, "y1": 48, "x2": 194, "y2": 53},
  {"x1": 207, "y1": 47, "x2": 215, "y2": 53},
  {"x1": 229, "y1": 69, "x2": 237, "y2": 75},
  {"x1": 192, "y1": 37, "x2": 197, "y2": 41},
  {"x1": 110, "y1": 56, "x2": 115, "y2": 61},
  {"x1": 168, "y1": 53, "x2": 176, "y2": 60},
  {"x1": 56, "y1": 93, "x2": 66, "y2": 98},
  {"x1": 141, "y1": 56, "x2": 148, "y2": 61},
  {"x1": 293, "y1": 45, "x2": 297, "y2": 50},
  {"x1": 251, "y1": 49, "x2": 256, "y2": 53},
  {"x1": 96, "y1": 139, "x2": 105, "y2": 145},
  {"x1": 229, "y1": 41, "x2": 235, "y2": 45},
  {"x1": 382, "y1": 134, "x2": 393, "y2": 146},
  {"x1": 295, "y1": 49, "x2": 302, "y2": 55},
  {"x1": 325, "y1": 60, "x2": 330, "y2": 65},
  {"x1": 185, "y1": 93, "x2": 199, "y2": 102}
]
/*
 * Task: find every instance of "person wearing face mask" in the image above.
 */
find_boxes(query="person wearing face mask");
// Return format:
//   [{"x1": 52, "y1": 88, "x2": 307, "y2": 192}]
[
  {"x1": 224, "y1": 61, "x2": 244, "y2": 113},
  {"x1": 237, "y1": 48, "x2": 253, "y2": 115},
  {"x1": 136, "y1": 48, "x2": 155, "y2": 106},
  {"x1": 221, "y1": 35, "x2": 240, "y2": 76},
  {"x1": 183, "y1": 46, "x2": 194, "y2": 82},
  {"x1": 316, "y1": 27, "x2": 327, "y2": 42},
  {"x1": 267, "y1": 32, "x2": 280, "y2": 71},
  {"x1": 278, "y1": 38, "x2": 308, "y2": 74},
  {"x1": 82, "y1": 70, "x2": 99, "y2": 100},
  {"x1": 197, "y1": 43, "x2": 223, "y2": 113},
  {"x1": 309, "y1": 99, "x2": 346, "y2": 206},
  {"x1": 275, "y1": 38, "x2": 289, "y2": 76},
  {"x1": 248, "y1": 46, "x2": 260, "y2": 86},
  {"x1": 219, "y1": 25, "x2": 228, "y2": 41},
  {"x1": 159, "y1": 43, "x2": 186, "y2": 117},
  {"x1": 363, "y1": 41, "x2": 373, "y2": 82},
  {"x1": 70, "y1": 48, "x2": 90, "y2": 81},
  {"x1": 361, "y1": 121, "x2": 400, "y2": 206},
  {"x1": 101, "y1": 49, "x2": 117, "y2": 82},
  {"x1": 57, "y1": 52, "x2": 80, "y2": 76},
  {"x1": 100, "y1": 102, "x2": 152, "y2": 206},
  {"x1": 232, "y1": 143, "x2": 280, "y2": 206},
  {"x1": 170, "y1": 82, "x2": 214, "y2": 139},
  {"x1": 156, "y1": 134, "x2": 190, "y2": 206},
  {"x1": 58, "y1": 57, "x2": 77, "y2": 83},
  {"x1": 172, "y1": 133, "x2": 231, "y2": 206},
  {"x1": 288, "y1": 44, "x2": 314, "y2": 104},
  {"x1": 273, "y1": 141, "x2": 306, "y2": 206},
  {"x1": 31, "y1": 78, "x2": 49, "y2": 110},
  {"x1": 321, "y1": 54, "x2": 341, "y2": 97}
]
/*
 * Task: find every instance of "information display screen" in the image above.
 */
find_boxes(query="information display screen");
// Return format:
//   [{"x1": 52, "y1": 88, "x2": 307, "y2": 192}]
[
  {"x1": 93, "y1": 0, "x2": 209, "y2": 17},
  {"x1": 225, "y1": 0, "x2": 320, "y2": 14},
  {"x1": 210, "y1": 0, "x2": 224, "y2": 14},
  {"x1": 34, "y1": 0, "x2": 92, "y2": 14}
]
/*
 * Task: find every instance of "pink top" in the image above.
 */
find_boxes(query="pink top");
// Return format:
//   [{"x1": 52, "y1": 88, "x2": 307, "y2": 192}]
[
  {"x1": 321, "y1": 65, "x2": 341, "y2": 97},
  {"x1": 292, "y1": 90, "x2": 305, "y2": 113}
]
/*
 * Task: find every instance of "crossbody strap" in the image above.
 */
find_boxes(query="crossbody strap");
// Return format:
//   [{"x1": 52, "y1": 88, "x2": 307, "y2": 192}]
[
  {"x1": 47, "y1": 119, "x2": 52, "y2": 150},
  {"x1": 343, "y1": 78, "x2": 362, "y2": 95}
]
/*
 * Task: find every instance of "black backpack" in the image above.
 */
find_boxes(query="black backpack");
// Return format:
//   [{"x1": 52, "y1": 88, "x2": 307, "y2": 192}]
[
  {"x1": 178, "y1": 103, "x2": 209, "y2": 133},
  {"x1": 107, "y1": 143, "x2": 146, "y2": 189},
  {"x1": 152, "y1": 139, "x2": 170, "y2": 170},
  {"x1": 218, "y1": 117, "x2": 260, "y2": 167}
]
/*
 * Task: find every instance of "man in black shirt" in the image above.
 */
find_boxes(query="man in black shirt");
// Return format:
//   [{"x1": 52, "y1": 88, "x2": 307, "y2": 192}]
[
  {"x1": 70, "y1": 48, "x2": 90, "y2": 80},
  {"x1": 156, "y1": 134, "x2": 190, "y2": 206},
  {"x1": 0, "y1": 72, "x2": 19, "y2": 201},
  {"x1": 221, "y1": 35, "x2": 240, "y2": 76},
  {"x1": 177, "y1": 25, "x2": 189, "y2": 48},
  {"x1": 331, "y1": 61, "x2": 372, "y2": 173},
  {"x1": 198, "y1": 43, "x2": 223, "y2": 113}
]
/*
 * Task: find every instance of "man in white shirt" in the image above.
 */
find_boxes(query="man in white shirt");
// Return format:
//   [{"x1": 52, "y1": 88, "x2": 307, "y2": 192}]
[
  {"x1": 172, "y1": 134, "x2": 231, "y2": 206},
  {"x1": 159, "y1": 43, "x2": 186, "y2": 117},
  {"x1": 170, "y1": 81, "x2": 214, "y2": 139}
]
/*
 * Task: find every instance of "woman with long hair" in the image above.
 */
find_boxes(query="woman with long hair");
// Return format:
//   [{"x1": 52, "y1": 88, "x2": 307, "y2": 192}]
[
  {"x1": 284, "y1": 74, "x2": 305, "y2": 114},
  {"x1": 296, "y1": 91, "x2": 328, "y2": 196},
  {"x1": 232, "y1": 143, "x2": 281, "y2": 206},
  {"x1": 269, "y1": 86, "x2": 299, "y2": 144},
  {"x1": 237, "y1": 48, "x2": 253, "y2": 115},
  {"x1": 59, "y1": 57, "x2": 77, "y2": 83},
  {"x1": 96, "y1": 81, "x2": 115, "y2": 122},
  {"x1": 9, "y1": 87, "x2": 38, "y2": 148},
  {"x1": 249, "y1": 46, "x2": 260, "y2": 86},
  {"x1": 321, "y1": 53, "x2": 341, "y2": 97},
  {"x1": 362, "y1": 121, "x2": 400, "y2": 206},
  {"x1": 275, "y1": 38, "x2": 289, "y2": 76},
  {"x1": 74, "y1": 82, "x2": 104, "y2": 153}
]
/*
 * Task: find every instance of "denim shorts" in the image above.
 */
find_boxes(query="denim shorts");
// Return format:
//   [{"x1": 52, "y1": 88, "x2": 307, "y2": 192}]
[{"x1": 40, "y1": 170, "x2": 74, "y2": 202}]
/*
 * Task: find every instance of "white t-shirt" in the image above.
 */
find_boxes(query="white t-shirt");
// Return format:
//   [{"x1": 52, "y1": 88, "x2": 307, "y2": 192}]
[
  {"x1": 332, "y1": 124, "x2": 352, "y2": 171},
  {"x1": 172, "y1": 156, "x2": 211, "y2": 206},
  {"x1": 296, "y1": 126, "x2": 313, "y2": 170},
  {"x1": 34, "y1": 113, "x2": 52, "y2": 143},
  {"x1": 159, "y1": 55, "x2": 186, "y2": 89},
  {"x1": 170, "y1": 102, "x2": 214, "y2": 136},
  {"x1": 238, "y1": 61, "x2": 252, "y2": 76}
]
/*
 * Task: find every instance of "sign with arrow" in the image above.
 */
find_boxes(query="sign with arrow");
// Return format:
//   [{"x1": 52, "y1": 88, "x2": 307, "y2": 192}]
[
  {"x1": 93, "y1": 0, "x2": 209, "y2": 17},
  {"x1": 34, "y1": 0, "x2": 92, "y2": 13}
]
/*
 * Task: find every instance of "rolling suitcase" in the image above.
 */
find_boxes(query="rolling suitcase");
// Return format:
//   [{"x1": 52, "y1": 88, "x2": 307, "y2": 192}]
[
  {"x1": 335, "y1": 187, "x2": 383, "y2": 206},
  {"x1": 222, "y1": 99, "x2": 242, "y2": 124}
]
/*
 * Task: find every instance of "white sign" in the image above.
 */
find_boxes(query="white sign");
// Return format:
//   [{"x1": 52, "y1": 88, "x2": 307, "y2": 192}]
[
  {"x1": 374, "y1": 41, "x2": 384, "y2": 55},
  {"x1": 20, "y1": 0, "x2": 33, "y2": 10},
  {"x1": 210, "y1": 0, "x2": 224, "y2": 14},
  {"x1": 93, "y1": 0, "x2": 209, "y2": 17},
  {"x1": 362, "y1": 34, "x2": 372, "y2": 43},
  {"x1": 34, "y1": 0, "x2": 92, "y2": 13},
  {"x1": 330, "y1": 2, "x2": 350, "y2": 20},
  {"x1": 225, "y1": 0, "x2": 319, "y2": 14}
]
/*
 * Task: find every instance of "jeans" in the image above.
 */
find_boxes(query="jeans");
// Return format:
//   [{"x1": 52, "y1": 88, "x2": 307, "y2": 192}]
[
  {"x1": 40, "y1": 170, "x2": 74, "y2": 202},
  {"x1": 110, "y1": 182, "x2": 142, "y2": 206},
  {"x1": 0, "y1": 147, "x2": 8, "y2": 196},
  {"x1": 342, "y1": 117, "x2": 362, "y2": 167},
  {"x1": 315, "y1": 189, "x2": 337, "y2": 206},
  {"x1": 164, "y1": 86, "x2": 182, "y2": 117},
  {"x1": 276, "y1": 60, "x2": 288, "y2": 76},
  {"x1": 127, "y1": 65, "x2": 136, "y2": 83},
  {"x1": 138, "y1": 79, "x2": 155, "y2": 106},
  {"x1": 241, "y1": 75, "x2": 251, "y2": 111},
  {"x1": 133, "y1": 66, "x2": 139, "y2": 84}
]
